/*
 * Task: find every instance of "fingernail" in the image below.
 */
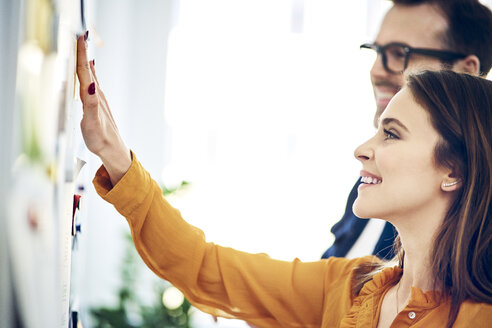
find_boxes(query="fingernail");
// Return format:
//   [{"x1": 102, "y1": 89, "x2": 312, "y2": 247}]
[
  {"x1": 92, "y1": 59, "x2": 95, "y2": 67},
  {"x1": 88, "y1": 82, "x2": 96, "y2": 95},
  {"x1": 84, "y1": 30, "x2": 89, "y2": 41}
]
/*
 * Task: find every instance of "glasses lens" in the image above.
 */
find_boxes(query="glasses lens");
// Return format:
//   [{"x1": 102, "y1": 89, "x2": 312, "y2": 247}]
[{"x1": 384, "y1": 45, "x2": 406, "y2": 73}]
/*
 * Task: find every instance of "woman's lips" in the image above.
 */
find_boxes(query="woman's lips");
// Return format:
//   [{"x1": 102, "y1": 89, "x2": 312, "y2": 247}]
[
  {"x1": 359, "y1": 170, "x2": 382, "y2": 190},
  {"x1": 360, "y1": 170, "x2": 382, "y2": 180}
]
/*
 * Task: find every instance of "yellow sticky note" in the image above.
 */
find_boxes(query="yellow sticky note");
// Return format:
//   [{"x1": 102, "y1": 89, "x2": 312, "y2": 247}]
[{"x1": 74, "y1": 39, "x2": 77, "y2": 100}]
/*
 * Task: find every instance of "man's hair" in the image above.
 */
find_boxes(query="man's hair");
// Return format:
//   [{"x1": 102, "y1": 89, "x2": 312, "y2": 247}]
[{"x1": 392, "y1": 0, "x2": 492, "y2": 76}]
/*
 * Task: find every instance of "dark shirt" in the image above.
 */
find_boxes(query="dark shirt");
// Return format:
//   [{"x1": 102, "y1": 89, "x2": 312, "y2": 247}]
[{"x1": 321, "y1": 178, "x2": 397, "y2": 260}]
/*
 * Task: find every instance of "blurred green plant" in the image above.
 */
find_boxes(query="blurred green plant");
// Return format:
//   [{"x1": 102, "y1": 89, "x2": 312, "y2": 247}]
[
  {"x1": 90, "y1": 233, "x2": 192, "y2": 328},
  {"x1": 161, "y1": 181, "x2": 190, "y2": 196},
  {"x1": 91, "y1": 182, "x2": 192, "y2": 328}
]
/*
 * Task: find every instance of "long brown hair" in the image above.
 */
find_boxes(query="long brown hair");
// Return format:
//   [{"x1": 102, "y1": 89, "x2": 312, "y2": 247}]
[
  {"x1": 407, "y1": 70, "x2": 492, "y2": 327},
  {"x1": 353, "y1": 71, "x2": 492, "y2": 327},
  {"x1": 353, "y1": 71, "x2": 492, "y2": 328}
]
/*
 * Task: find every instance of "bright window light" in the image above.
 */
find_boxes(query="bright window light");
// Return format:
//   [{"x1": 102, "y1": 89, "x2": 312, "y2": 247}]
[{"x1": 162, "y1": 0, "x2": 380, "y2": 262}]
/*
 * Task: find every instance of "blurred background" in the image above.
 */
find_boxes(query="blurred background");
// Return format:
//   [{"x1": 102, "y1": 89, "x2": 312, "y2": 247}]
[
  {"x1": 82, "y1": 1, "x2": 380, "y2": 325},
  {"x1": 1, "y1": 0, "x2": 490, "y2": 327}
]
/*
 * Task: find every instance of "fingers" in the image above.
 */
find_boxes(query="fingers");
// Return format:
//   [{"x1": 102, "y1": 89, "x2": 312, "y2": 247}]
[
  {"x1": 76, "y1": 34, "x2": 117, "y2": 134},
  {"x1": 76, "y1": 32, "x2": 93, "y2": 92},
  {"x1": 77, "y1": 32, "x2": 99, "y2": 118},
  {"x1": 88, "y1": 61, "x2": 111, "y2": 118},
  {"x1": 85, "y1": 57, "x2": 119, "y2": 130},
  {"x1": 89, "y1": 59, "x2": 100, "y2": 86},
  {"x1": 83, "y1": 83, "x2": 99, "y2": 116}
]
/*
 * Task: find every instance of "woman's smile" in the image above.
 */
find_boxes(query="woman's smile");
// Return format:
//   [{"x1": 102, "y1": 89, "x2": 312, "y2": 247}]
[
  {"x1": 352, "y1": 88, "x2": 447, "y2": 222},
  {"x1": 359, "y1": 170, "x2": 383, "y2": 190}
]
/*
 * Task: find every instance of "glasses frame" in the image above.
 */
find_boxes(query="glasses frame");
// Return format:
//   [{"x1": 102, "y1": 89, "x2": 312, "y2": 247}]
[{"x1": 360, "y1": 42, "x2": 468, "y2": 74}]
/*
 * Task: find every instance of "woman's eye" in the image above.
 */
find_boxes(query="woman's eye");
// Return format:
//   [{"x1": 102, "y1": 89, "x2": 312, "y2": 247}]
[{"x1": 383, "y1": 129, "x2": 399, "y2": 140}]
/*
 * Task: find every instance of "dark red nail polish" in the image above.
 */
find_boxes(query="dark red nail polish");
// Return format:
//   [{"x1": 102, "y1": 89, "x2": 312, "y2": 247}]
[
  {"x1": 88, "y1": 82, "x2": 96, "y2": 95},
  {"x1": 84, "y1": 30, "x2": 89, "y2": 41},
  {"x1": 92, "y1": 59, "x2": 95, "y2": 67}
]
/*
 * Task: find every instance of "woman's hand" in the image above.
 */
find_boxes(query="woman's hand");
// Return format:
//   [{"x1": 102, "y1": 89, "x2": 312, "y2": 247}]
[{"x1": 76, "y1": 33, "x2": 131, "y2": 186}]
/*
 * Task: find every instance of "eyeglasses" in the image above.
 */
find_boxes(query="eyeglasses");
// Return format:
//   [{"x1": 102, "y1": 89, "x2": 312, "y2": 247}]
[{"x1": 360, "y1": 42, "x2": 468, "y2": 74}]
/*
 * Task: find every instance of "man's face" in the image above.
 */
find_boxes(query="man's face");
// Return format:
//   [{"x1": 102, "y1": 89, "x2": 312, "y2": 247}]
[{"x1": 370, "y1": 4, "x2": 448, "y2": 127}]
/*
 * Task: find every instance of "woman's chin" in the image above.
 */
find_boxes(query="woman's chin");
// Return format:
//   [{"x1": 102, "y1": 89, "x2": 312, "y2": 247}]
[
  {"x1": 354, "y1": 211, "x2": 372, "y2": 219},
  {"x1": 353, "y1": 205, "x2": 389, "y2": 222},
  {"x1": 352, "y1": 202, "x2": 372, "y2": 219}
]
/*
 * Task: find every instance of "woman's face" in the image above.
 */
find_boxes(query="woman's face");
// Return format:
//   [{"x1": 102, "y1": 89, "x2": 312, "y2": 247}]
[{"x1": 353, "y1": 88, "x2": 450, "y2": 222}]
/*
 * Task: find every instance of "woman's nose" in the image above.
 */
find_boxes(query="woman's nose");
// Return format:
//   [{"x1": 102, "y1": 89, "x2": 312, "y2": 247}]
[{"x1": 354, "y1": 137, "x2": 374, "y2": 162}]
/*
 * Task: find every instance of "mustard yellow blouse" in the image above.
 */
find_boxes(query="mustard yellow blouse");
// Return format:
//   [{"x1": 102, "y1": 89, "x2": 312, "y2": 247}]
[{"x1": 93, "y1": 154, "x2": 492, "y2": 328}]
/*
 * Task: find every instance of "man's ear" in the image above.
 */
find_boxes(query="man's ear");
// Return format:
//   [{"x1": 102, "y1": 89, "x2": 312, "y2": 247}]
[{"x1": 452, "y1": 55, "x2": 480, "y2": 76}]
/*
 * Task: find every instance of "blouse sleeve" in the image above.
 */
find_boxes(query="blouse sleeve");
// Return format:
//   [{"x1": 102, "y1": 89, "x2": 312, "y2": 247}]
[{"x1": 93, "y1": 153, "x2": 363, "y2": 328}]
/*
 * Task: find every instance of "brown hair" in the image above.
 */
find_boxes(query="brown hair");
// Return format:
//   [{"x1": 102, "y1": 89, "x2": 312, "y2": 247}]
[
  {"x1": 354, "y1": 70, "x2": 492, "y2": 327},
  {"x1": 391, "y1": 0, "x2": 492, "y2": 76},
  {"x1": 407, "y1": 70, "x2": 492, "y2": 327}
]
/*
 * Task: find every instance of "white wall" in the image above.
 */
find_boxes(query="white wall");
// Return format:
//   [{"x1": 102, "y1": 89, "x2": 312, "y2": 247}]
[{"x1": 79, "y1": 0, "x2": 176, "y2": 318}]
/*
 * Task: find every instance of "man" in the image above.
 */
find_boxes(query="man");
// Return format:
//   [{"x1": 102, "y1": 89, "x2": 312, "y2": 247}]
[{"x1": 322, "y1": 0, "x2": 492, "y2": 260}]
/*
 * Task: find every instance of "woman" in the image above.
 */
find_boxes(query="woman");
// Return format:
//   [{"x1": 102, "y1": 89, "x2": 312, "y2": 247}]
[{"x1": 76, "y1": 35, "x2": 491, "y2": 327}]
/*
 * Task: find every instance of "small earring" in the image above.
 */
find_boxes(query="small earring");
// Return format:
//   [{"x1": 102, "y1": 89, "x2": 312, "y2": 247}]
[{"x1": 443, "y1": 180, "x2": 460, "y2": 187}]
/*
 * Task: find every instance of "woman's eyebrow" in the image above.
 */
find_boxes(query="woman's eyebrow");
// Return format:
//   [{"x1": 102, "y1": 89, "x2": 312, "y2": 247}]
[{"x1": 380, "y1": 117, "x2": 410, "y2": 133}]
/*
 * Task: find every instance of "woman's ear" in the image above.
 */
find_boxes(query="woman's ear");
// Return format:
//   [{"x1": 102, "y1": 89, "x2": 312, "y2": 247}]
[
  {"x1": 441, "y1": 179, "x2": 461, "y2": 191},
  {"x1": 452, "y1": 55, "x2": 480, "y2": 76},
  {"x1": 441, "y1": 170, "x2": 462, "y2": 192}
]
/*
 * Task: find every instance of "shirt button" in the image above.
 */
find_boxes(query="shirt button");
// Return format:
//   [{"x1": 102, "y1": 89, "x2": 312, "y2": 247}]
[{"x1": 408, "y1": 311, "x2": 416, "y2": 319}]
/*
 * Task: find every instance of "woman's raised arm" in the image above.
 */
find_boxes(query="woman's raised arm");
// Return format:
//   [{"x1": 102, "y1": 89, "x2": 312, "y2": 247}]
[{"x1": 76, "y1": 33, "x2": 131, "y2": 186}]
